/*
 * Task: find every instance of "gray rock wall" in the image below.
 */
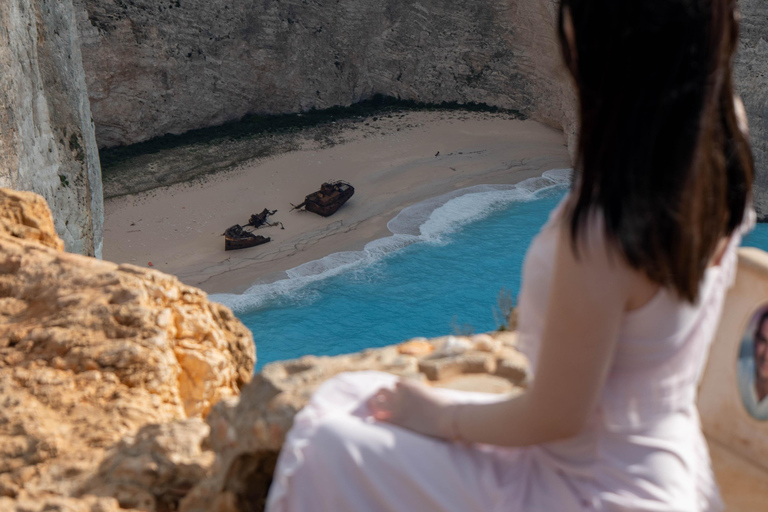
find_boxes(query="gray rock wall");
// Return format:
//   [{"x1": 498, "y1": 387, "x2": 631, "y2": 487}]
[
  {"x1": 74, "y1": 0, "x2": 768, "y2": 218},
  {"x1": 73, "y1": 0, "x2": 574, "y2": 151},
  {"x1": 737, "y1": 0, "x2": 768, "y2": 220},
  {"x1": 0, "y1": 0, "x2": 103, "y2": 257}
]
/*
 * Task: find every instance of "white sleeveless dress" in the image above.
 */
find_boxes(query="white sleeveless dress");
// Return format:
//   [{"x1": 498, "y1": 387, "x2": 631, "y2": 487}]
[{"x1": 265, "y1": 197, "x2": 751, "y2": 512}]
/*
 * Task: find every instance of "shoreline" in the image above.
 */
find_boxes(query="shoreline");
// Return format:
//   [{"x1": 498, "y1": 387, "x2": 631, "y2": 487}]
[
  {"x1": 212, "y1": 169, "x2": 572, "y2": 314},
  {"x1": 103, "y1": 111, "x2": 571, "y2": 295}
]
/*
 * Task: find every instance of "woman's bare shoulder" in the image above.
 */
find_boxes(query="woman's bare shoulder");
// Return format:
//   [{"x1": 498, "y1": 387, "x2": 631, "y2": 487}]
[{"x1": 551, "y1": 213, "x2": 659, "y2": 313}]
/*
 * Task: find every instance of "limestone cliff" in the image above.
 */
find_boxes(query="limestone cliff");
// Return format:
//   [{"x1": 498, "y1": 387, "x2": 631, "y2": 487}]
[
  {"x1": 737, "y1": 0, "x2": 768, "y2": 220},
  {"x1": 0, "y1": 188, "x2": 254, "y2": 510},
  {"x1": 0, "y1": 0, "x2": 104, "y2": 256},
  {"x1": 74, "y1": 0, "x2": 768, "y2": 215},
  {"x1": 73, "y1": 0, "x2": 573, "y2": 151}
]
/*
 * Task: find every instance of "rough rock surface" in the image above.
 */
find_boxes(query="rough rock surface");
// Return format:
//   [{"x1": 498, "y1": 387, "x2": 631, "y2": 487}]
[
  {"x1": 0, "y1": 189, "x2": 65, "y2": 252},
  {"x1": 73, "y1": 0, "x2": 574, "y2": 151},
  {"x1": 737, "y1": 0, "x2": 768, "y2": 219},
  {"x1": 81, "y1": 419, "x2": 215, "y2": 511},
  {"x1": 0, "y1": 187, "x2": 254, "y2": 509},
  {"x1": 0, "y1": 0, "x2": 103, "y2": 256},
  {"x1": 179, "y1": 332, "x2": 528, "y2": 512}
]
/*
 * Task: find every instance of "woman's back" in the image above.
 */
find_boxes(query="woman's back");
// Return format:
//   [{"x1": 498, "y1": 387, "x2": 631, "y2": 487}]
[
  {"x1": 266, "y1": 1, "x2": 755, "y2": 510},
  {"x1": 266, "y1": 199, "x2": 748, "y2": 512},
  {"x1": 515, "y1": 199, "x2": 752, "y2": 511}
]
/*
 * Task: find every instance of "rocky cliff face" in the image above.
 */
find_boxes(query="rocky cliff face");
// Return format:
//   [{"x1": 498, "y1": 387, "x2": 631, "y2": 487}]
[
  {"x1": 0, "y1": 0, "x2": 104, "y2": 256},
  {"x1": 73, "y1": 0, "x2": 767, "y2": 215},
  {"x1": 0, "y1": 187, "x2": 255, "y2": 510},
  {"x1": 737, "y1": 0, "x2": 768, "y2": 220},
  {"x1": 73, "y1": 0, "x2": 574, "y2": 151}
]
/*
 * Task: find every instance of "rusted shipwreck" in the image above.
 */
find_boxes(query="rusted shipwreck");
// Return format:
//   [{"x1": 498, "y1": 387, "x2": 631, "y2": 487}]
[
  {"x1": 223, "y1": 224, "x2": 270, "y2": 251},
  {"x1": 222, "y1": 208, "x2": 282, "y2": 251},
  {"x1": 291, "y1": 181, "x2": 354, "y2": 217},
  {"x1": 248, "y1": 208, "x2": 279, "y2": 229}
]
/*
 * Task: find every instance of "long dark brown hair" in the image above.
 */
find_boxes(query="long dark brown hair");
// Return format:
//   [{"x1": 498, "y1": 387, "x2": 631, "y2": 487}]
[{"x1": 558, "y1": 0, "x2": 753, "y2": 302}]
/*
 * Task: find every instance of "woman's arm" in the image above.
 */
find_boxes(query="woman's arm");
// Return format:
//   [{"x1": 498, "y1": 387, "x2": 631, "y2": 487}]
[{"x1": 370, "y1": 219, "x2": 634, "y2": 446}]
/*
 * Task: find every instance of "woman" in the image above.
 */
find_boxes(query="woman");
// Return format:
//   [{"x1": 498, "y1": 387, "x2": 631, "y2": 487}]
[{"x1": 266, "y1": 0, "x2": 754, "y2": 510}]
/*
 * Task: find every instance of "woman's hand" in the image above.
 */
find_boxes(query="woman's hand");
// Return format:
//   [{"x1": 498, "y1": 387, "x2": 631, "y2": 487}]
[{"x1": 367, "y1": 379, "x2": 453, "y2": 440}]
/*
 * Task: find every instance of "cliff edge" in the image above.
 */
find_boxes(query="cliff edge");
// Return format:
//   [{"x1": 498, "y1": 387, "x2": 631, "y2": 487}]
[
  {"x1": 0, "y1": 0, "x2": 103, "y2": 256},
  {"x1": 0, "y1": 188, "x2": 255, "y2": 511}
]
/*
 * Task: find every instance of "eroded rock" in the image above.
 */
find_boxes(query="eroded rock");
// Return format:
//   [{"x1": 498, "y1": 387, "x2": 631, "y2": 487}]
[
  {"x1": 0, "y1": 188, "x2": 254, "y2": 509},
  {"x1": 82, "y1": 419, "x2": 214, "y2": 512},
  {"x1": 0, "y1": 189, "x2": 65, "y2": 252}
]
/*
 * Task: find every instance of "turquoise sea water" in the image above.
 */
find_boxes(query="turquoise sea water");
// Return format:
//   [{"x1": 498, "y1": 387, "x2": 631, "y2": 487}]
[
  {"x1": 743, "y1": 222, "x2": 768, "y2": 250},
  {"x1": 213, "y1": 172, "x2": 768, "y2": 371},
  {"x1": 214, "y1": 170, "x2": 570, "y2": 369}
]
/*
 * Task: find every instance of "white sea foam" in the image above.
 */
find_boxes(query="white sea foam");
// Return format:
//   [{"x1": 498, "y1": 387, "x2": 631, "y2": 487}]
[{"x1": 211, "y1": 168, "x2": 572, "y2": 313}]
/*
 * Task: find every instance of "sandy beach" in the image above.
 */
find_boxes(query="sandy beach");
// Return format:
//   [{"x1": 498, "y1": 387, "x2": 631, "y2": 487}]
[{"x1": 103, "y1": 111, "x2": 571, "y2": 295}]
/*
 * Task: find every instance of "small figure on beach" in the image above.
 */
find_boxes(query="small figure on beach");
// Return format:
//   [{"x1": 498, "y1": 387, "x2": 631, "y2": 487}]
[{"x1": 290, "y1": 181, "x2": 355, "y2": 217}]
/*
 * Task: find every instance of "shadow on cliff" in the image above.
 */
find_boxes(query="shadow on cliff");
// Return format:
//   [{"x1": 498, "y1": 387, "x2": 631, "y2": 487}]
[{"x1": 100, "y1": 95, "x2": 526, "y2": 199}]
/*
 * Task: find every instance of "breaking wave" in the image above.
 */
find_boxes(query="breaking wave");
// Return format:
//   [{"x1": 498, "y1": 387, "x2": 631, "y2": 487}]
[{"x1": 211, "y1": 168, "x2": 572, "y2": 313}]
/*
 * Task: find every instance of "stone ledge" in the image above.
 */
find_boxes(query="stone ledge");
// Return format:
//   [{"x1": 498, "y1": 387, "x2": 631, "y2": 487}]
[{"x1": 181, "y1": 331, "x2": 529, "y2": 512}]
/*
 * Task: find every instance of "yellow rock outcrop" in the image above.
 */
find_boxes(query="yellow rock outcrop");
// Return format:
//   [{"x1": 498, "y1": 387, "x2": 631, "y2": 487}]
[{"x1": 0, "y1": 188, "x2": 255, "y2": 509}]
